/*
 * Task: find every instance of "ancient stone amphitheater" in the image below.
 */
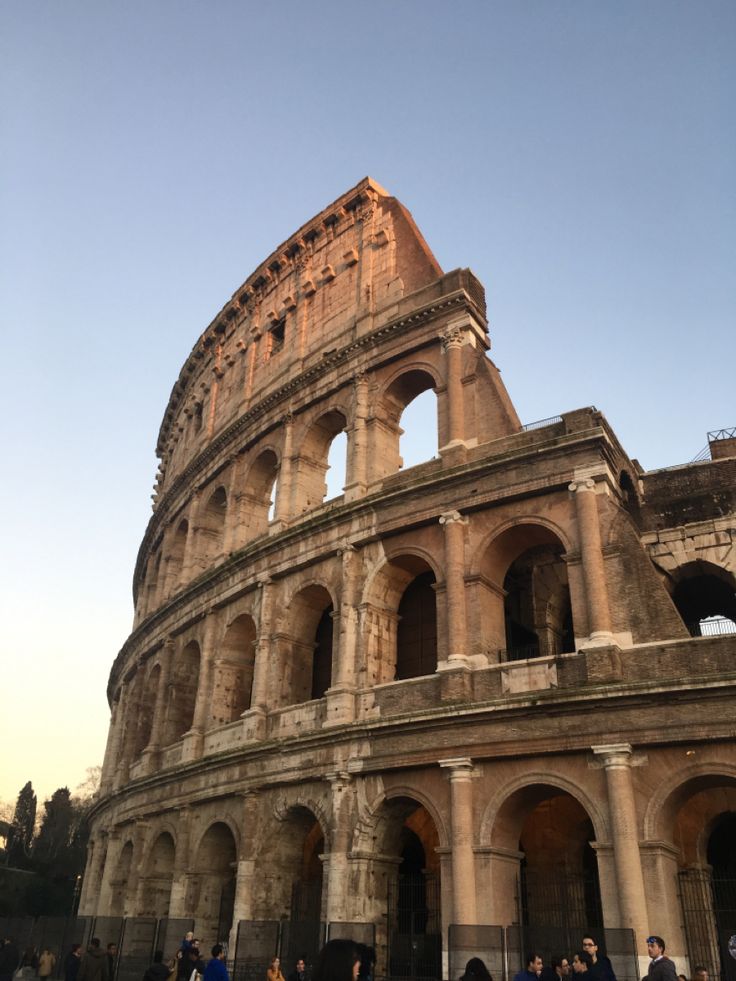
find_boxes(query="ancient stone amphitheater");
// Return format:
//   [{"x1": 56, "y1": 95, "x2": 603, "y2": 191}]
[{"x1": 82, "y1": 178, "x2": 736, "y2": 981}]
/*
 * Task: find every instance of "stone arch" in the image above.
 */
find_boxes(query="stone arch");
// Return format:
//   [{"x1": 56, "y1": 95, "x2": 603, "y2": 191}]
[
  {"x1": 133, "y1": 662, "x2": 160, "y2": 757},
  {"x1": 198, "y1": 484, "x2": 228, "y2": 565},
  {"x1": 643, "y1": 763, "x2": 736, "y2": 844},
  {"x1": 292, "y1": 409, "x2": 348, "y2": 512},
  {"x1": 371, "y1": 366, "x2": 439, "y2": 479},
  {"x1": 278, "y1": 583, "x2": 336, "y2": 704},
  {"x1": 109, "y1": 837, "x2": 134, "y2": 916},
  {"x1": 361, "y1": 552, "x2": 440, "y2": 685},
  {"x1": 168, "y1": 518, "x2": 189, "y2": 591},
  {"x1": 163, "y1": 639, "x2": 200, "y2": 745},
  {"x1": 242, "y1": 447, "x2": 280, "y2": 540},
  {"x1": 667, "y1": 560, "x2": 736, "y2": 637},
  {"x1": 189, "y1": 820, "x2": 239, "y2": 945},
  {"x1": 256, "y1": 803, "x2": 327, "y2": 926},
  {"x1": 475, "y1": 519, "x2": 575, "y2": 661},
  {"x1": 138, "y1": 830, "x2": 175, "y2": 918},
  {"x1": 361, "y1": 784, "x2": 450, "y2": 851},
  {"x1": 211, "y1": 613, "x2": 257, "y2": 724},
  {"x1": 482, "y1": 775, "x2": 607, "y2": 930}
]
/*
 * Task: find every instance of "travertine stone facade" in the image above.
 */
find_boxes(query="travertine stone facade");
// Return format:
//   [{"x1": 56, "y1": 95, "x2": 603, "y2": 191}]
[{"x1": 84, "y1": 179, "x2": 736, "y2": 978}]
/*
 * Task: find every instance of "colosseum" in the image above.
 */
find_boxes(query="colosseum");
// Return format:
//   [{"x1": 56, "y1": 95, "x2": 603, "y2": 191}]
[{"x1": 82, "y1": 178, "x2": 736, "y2": 981}]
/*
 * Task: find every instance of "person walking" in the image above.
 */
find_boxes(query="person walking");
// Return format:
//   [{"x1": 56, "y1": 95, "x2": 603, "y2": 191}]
[
  {"x1": 38, "y1": 949, "x2": 57, "y2": 981},
  {"x1": 203, "y1": 947, "x2": 228, "y2": 981},
  {"x1": 144, "y1": 952, "x2": 172, "y2": 981},
  {"x1": 78, "y1": 939, "x2": 110, "y2": 981},
  {"x1": 644, "y1": 937, "x2": 677, "y2": 981},
  {"x1": 64, "y1": 946, "x2": 82, "y2": 981},
  {"x1": 514, "y1": 954, "x2": 543, "y2": 981},
  {"x1": 312, "y1": 941, "x2": 361, "y2": 981},
  {"x1": 582, "y1": 937, "x2": 616, "y2": 981}
]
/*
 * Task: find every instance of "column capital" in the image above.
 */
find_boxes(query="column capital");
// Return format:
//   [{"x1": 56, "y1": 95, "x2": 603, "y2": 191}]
[
  {"x1": 325, "y1": 770, "x2": 352, "y2": 788},
  {"x1": 592, "y1": 743, "x2": 634, "y2": 768},
  {"x1": 439, "y1": 757, "x2": 476, "y2": 779},
  {"x1": 439, "y1": 510, "x2": 467, "y2": 527},
  {"x1": 257, "y1": 576, "x2": 273, "y2": 590},
  {"x1": 569, "y1": 476, "x2": 596, "y2": 494},
  {"x1": 337, "y1": 539, "x2": 357, "y2": 556},
  {"x1": 440, "y1": 324, "x2": 467, "y2": 351}
]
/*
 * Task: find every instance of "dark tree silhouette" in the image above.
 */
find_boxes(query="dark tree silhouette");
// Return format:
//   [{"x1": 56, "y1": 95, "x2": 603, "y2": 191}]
[{"x1": 7, "y1": 781, "x2": 36, "y2": 868}]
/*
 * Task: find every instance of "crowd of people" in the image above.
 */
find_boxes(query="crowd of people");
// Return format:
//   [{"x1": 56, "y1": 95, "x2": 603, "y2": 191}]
[{"x1": 0, "y1": 931, "x2": 711, "y2": 981}]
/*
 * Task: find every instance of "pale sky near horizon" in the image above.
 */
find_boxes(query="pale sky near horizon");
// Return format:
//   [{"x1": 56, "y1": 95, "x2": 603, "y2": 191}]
[{"x1": 1, "y1": 1, "x2": 734, "y2": 807}]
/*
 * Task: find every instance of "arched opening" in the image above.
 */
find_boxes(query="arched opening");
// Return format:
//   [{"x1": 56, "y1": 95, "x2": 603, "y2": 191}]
[
  {"x1": 619, "y1": 470, "x2": 638, "y2": 509},
  {"x1": 168, "y1": 519, "x2": 188, "y2": 590},
  {"x1": 376, "y1": 797, "x2": 441, "y2": 981},
  {"x1": 256, "y1": 806, "x2": 325, "y2": 965},
  {"x1": 190, "y1": 822, "x2": 237, "y2": 944},
  {"x1": 293, "y1": 411, "x2": 348, "y2": 513},
  {"x1": 397, "y1": 571, "x2": 437, "y2": 680},
  {"x1": 670, "y1": 561, "x2": 736, "y2": 637},
  {"x1": 163, "y1": 640, "x2": 200, "y2": 745},
  {"x1": 480, "y1": 524, "x2": 574, "y2": 662},
  {"x1": 212, "y1": 614, "x2": 257, "y2": 724},
  {"x1": 488, "y1": 784, "x2": 601, "y2": 948},
  {"x1": 138, "y1": 832, "x2": 175, "y2": 918},
  {"x1": 133, "y1": 664, "x2": 159, "y2": 758},
  {"x1": 243, "y1": 449, "x2": 280, "y2": 539},
  {"x1": 400, "y1": 389, "x2": 438, "y2": 470},
  {"x1": 374, "y1": 370, "x2": 437, "y2": 479},
  {"x1": 281, "y1": 585, "x2": 334, "y2": 705},
  {"x1": 667, "y1": 777, "x2": 736, "y2": 980},
  {"x1": 361, "y1": 555, "x2": 439, "y2": 686},
  {"x1": 198, "y1": 486, "x2": 228, "y2": 565},
  {"x1": 109, "y1": 840, "x2": 134, "y2": 916},
  {"x1": 325, "y1": 430, "x2": 347, "y2": 501}
]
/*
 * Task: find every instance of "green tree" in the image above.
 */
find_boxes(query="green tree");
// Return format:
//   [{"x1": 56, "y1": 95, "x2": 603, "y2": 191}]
[
  {"x1": 7, "y1": 781, "x2": 36, "y2": 868},
  {"x1": 34, "y1": 787, "x2": 74, "y2": 871}
]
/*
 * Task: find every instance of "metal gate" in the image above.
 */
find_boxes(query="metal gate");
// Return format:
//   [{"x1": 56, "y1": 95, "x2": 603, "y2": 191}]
[
  {"x1": 680, "y1": 869, "x2": 736, "y2": 981},
  {"x1": 386, "y1": 874, "x2": 441, "y2": 981}
]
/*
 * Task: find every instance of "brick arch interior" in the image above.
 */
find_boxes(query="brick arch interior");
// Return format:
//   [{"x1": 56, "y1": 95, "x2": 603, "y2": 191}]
[
  {"x1": 279, "y1": 584, "x2": 334, "y2": 706},
  {"x1": 477, "y1": 523, "x2": 573, "y2": 660},
  {"x1": 652, "y1": 774, "x2": 736, "y2": 864},
  {"x1": 198, "y1": 485, "x2": 228, "y2": 566},
  {"x1": 164, "y1": 640, "x2": 200, "y2": 745},
  {"x1": 139, "y1": 830, "x2": 175, "y2": 918},
  {"x1": 362, "y1": 554, "x2": 439, "y2": 686},
  {"x1": 292, "y1": 409, "x2": 348, "y2": 514},
  {"x1": 254, "y1": 805, "x2": 325, "y2": 922},
  {"x1": 241, "y1": 448, "x2": 279, "y2": 542},
  {"x1": 189, "y1": 821, "x2": 238, "y2": 946},
  {"x1": 212, "y1": 613, "x2": 257, "y2": 724},
  {"x1": 668, "y1": 560, "x2": 736, "y2": 635},
  {"x1": 372, "y1": 368, "x2": 438, "y2": 480}
]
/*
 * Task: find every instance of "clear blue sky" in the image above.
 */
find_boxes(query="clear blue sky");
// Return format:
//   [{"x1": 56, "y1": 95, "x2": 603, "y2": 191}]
[{"x1": 1, "y1": 1, "x2": 734, "y2": 806}]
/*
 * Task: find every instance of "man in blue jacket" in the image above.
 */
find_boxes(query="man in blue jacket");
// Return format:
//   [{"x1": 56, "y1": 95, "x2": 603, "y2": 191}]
[{"x1": 203, "y1": 947, "x2": 229, "y2": 981}]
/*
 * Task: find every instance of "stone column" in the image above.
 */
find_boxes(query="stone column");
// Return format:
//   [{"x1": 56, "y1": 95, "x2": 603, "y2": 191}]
[
  {"x1": 97, "y1": 830, "x2": 122, "y2": 916},
  {"x1": 79, "y1": 831, "x2": 107, "y2": 914},
  {"x1": 439, "y1": 323, "x2": 468, "y2": 454},
  {"x1": 143, "y1": 638, "x2": 174, "y2": 765},
  {"x1": 100, "y1": 694, "x2": 122, "y2": 794},
  {"x1": 439, "y1": 511, "x2": 469, "y2": 664},
  {"x1": 125, "y1": 821, "x2": 150, "y2": 915},
  {"x1": 230, "y1": 791, "x2": 260, "y2": 950},
  {"x1": 325, "y1": 543, "x2": 360, "y2": 726},
  {"x1": 168, "y1": 807, "x2": 192, "y2": 917},
  {"x1": 439, "y1": 758, "x2": 477, "y2": 925},
  {"x1": 325, "y1": 771, "x2": 354, "y2": 923},
  {"x1": 592, "y1": 744, "x2": 649, "y2": 960},
  {"x1": 246, "y1": 579, "x2": 273, "y2": 739},
  {"x1": 182, "y1": 613, "x2": 218, "y2": 761},
  {"x1": 113, "y1": 681, "x2": 132, "y2": 789},
  {"x1": 345, "y1": 369, "x2": 369, "y2": 500},
  {"x1": 223, "y1": 454, "x2": 246, "y2": 554},
  {"x1": 569, "y1": 477, "x2": 615, "y2": 645},
  {"x1": 181, "y1": 492, "x2": 201, "y2": 582},
  {"x1": 276, "y1": 411, "x2": 295, "y2": 525}
]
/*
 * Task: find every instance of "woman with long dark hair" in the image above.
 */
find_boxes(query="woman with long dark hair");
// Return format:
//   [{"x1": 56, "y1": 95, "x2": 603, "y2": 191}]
[
  {"x1": 312, "y1": 941, "x2": 360, "y2": 981},
  {"x1": 461, "y1": 958, "x2": 493, "y2": 981}
]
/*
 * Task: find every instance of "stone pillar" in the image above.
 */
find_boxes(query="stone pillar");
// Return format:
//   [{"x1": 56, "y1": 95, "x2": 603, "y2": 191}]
[
  {"x1": 325, "y1": 771, "x2": 354, "y2": 923},
  {"x1": 230, "y1": 791, "x2": 260, "y2": 950},
  {"x1": 181, "y1": 492, "x2": 201, "y2": 582},
  {"x1": 325, "y1": 543, "x2": 360, "y2": 726},
  {"x1": 223, "y1": 454, "x2": 246, "y2": 554},
  {"x1": 182, "y1": 614, "x2": 218, "y2": 761},
  {"x1": 439, "y1": 323, "x2": 468, "y2": 455},
  {"x1": 346, "y1": 369, "x2": 369, "y2": 500},
  {"x1": 569, "y1": 477, "x2": 615, "y2": 645},
  {"x1": 142, "y1": 638, "x2": 174, "y2": 765},
  {"x1": 246, "y1": 579, "x2": 273, "y2": 738},
  {"x1": 439, "y1": 758, "x2": 477, "y2": 925},
  {"x1": 114, "y1": 681, "x2": 133, "y2": 789},
  {"x1": 276, "y1": 411, "x2": 295, "y2": 525},
  {"x1": 125, "y1": 821, "x2": 150, "y2": 915},
  {"x1": 592, "y1": 744, "x2": 649, "y2": 962},
  {"x1": 168, "y1": 807, "x2": 192, "y2": 917},
  {"x1": 99, "y1": 694, "x2": 122, "y2": 794},
  {"x1": 439, "y1": 511, "x2": 469, "y2": 664},
  {"x1": 79, "y1": 831, "x2": 107, "y2": 914},
  {"x1": 97, "y1": 830, "x2": 122, "y2": 916}
]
